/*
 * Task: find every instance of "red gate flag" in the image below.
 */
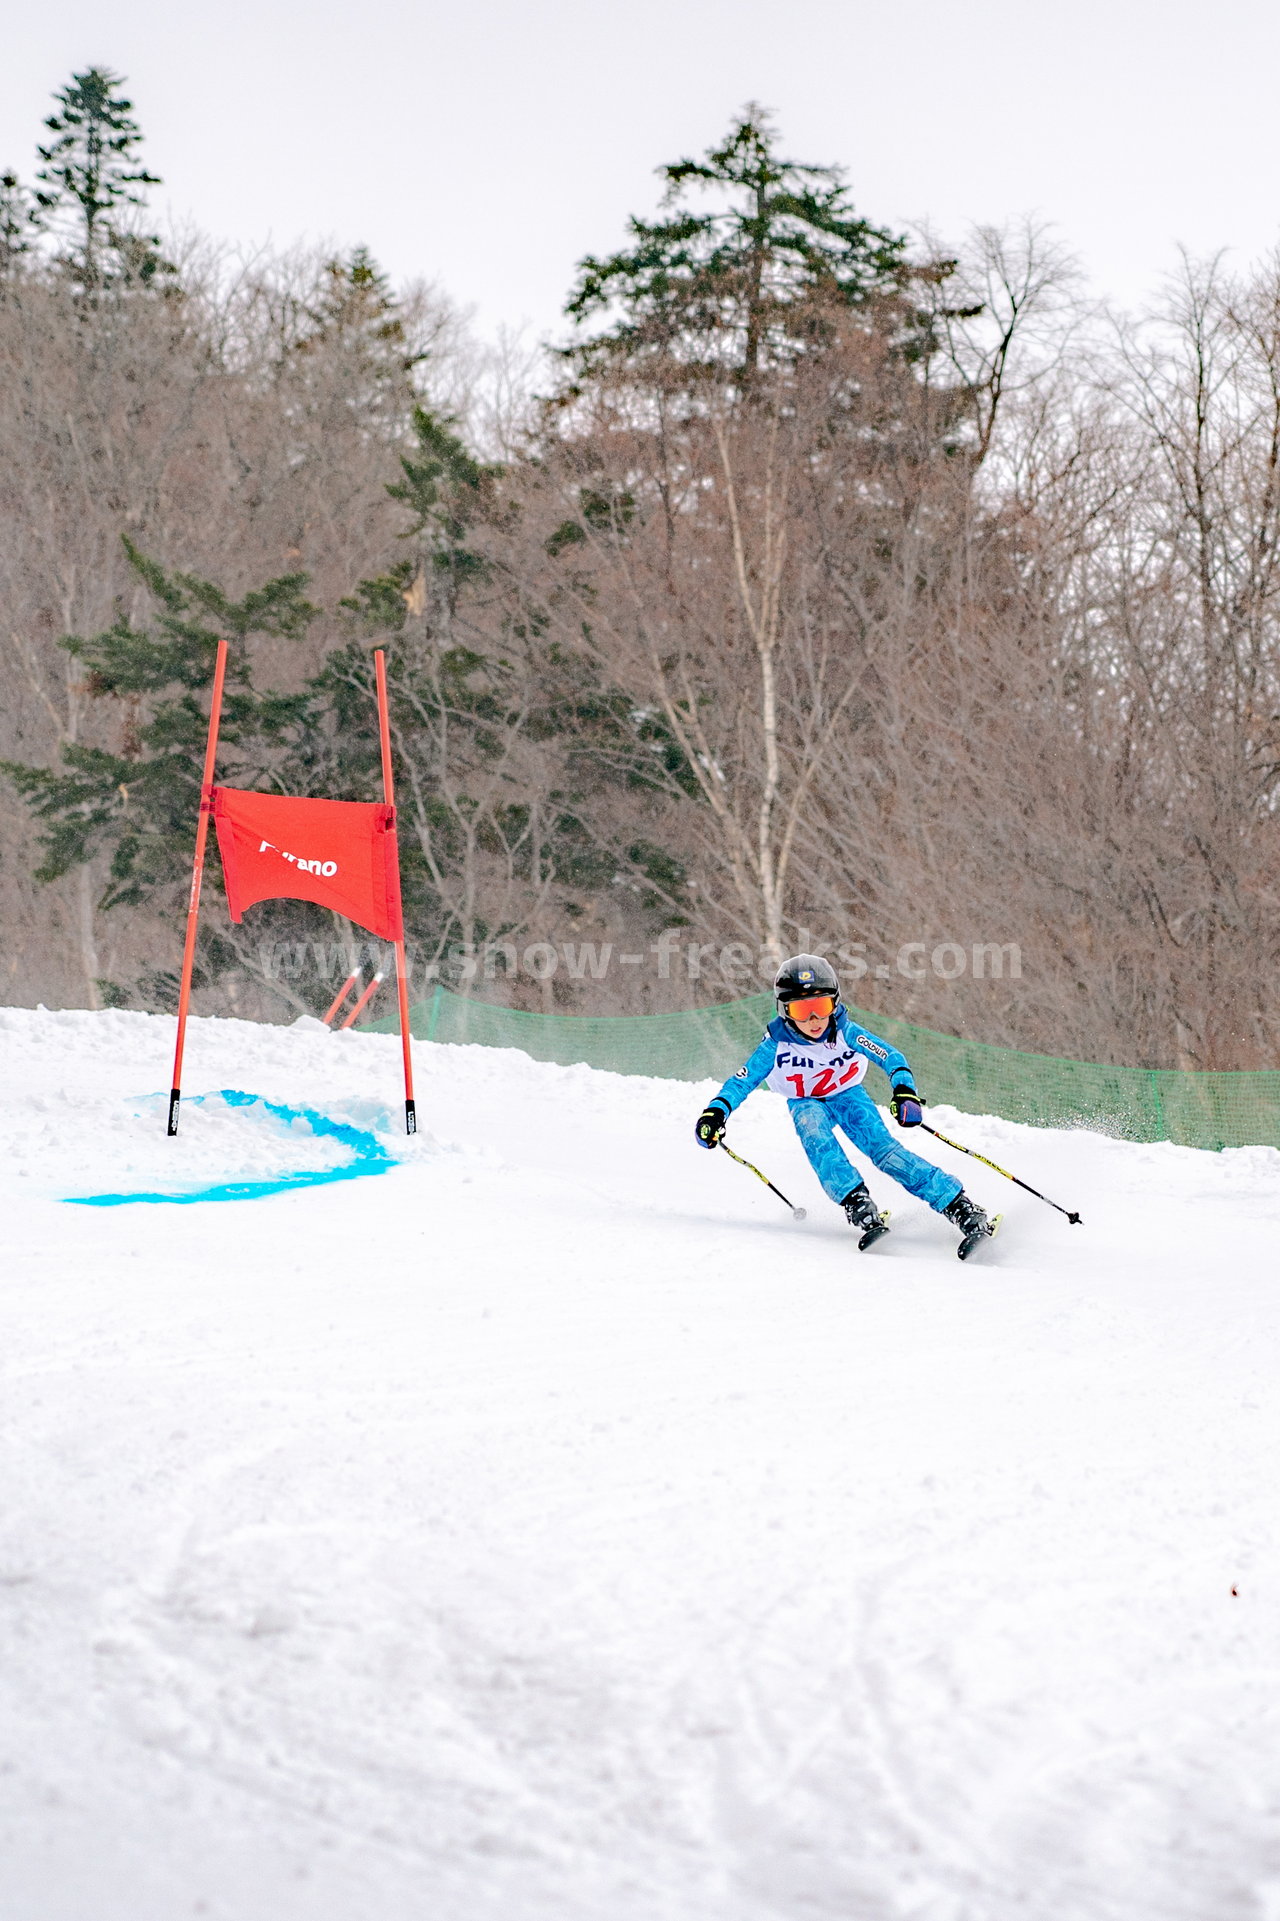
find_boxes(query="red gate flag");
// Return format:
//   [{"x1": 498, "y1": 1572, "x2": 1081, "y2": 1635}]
[
  {"x1": 169, "y1": 648, "x2": 414, "y2": 1138},
  {"x1": 211, "y1": 788, "x2": 404, "y2": 942}
]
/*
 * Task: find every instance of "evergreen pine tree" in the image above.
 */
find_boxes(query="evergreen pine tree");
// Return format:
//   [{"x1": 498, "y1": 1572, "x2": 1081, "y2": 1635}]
[
  {"x1": 35, "y1": 67, "x2": 164, "y2": 289},
  {"x1": 287, "y1": 247, "x2": 426, "y2": 433},
  {"x1": 563, "y1": 104, "x2": 913, "y2": 388},
  {"x1": 0, "y1": 169, "x2": 40, "y2": 286},
  {"x1": 308, "y1": 249, "x2": 417, "y2": 361},
  {"x1": 0, "y1": 541, "x2": 319, "y2": 1008}
]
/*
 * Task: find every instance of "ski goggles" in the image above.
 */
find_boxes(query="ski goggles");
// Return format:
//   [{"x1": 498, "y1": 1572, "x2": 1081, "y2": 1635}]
[{"x1": 784, "y1": 994, "x2": 836, "y2": 1021}]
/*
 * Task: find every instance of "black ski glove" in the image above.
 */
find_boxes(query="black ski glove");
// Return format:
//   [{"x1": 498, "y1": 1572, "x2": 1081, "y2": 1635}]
[
  {"x1": 695, "y1": 1104, "x2": 728, "y2": 1148},
  {"x1": 889, "y1": 1083, "x2": 923, "y2": 1128}
]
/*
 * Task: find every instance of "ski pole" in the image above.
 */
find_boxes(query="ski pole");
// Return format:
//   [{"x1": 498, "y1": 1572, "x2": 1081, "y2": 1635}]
[
  {"x1": 918, "y1": 1121, "x2": 1082, "y2": 1224},
  {"x1": 719, "y1": 1141, "x2": 806, "y2": 1219}
]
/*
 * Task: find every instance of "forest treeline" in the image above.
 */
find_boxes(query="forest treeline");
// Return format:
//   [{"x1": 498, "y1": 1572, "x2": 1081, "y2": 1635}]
[{"x1": 2, "y1": 71, "x2": 1278, "y2": 1069}]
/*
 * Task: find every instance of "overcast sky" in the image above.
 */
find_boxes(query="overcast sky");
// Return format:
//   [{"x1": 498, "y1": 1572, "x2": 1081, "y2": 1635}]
[{"x1": 6, "y1": 0, "x2": 1279, "y2": 345}]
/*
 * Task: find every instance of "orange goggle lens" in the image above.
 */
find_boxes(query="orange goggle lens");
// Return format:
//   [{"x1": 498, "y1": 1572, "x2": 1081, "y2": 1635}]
[{"x1": 785, "y1": 995, "x2": 836, "y2": 1021}]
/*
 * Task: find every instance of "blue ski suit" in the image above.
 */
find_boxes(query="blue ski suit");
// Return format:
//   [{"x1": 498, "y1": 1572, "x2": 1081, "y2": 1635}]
[{"x1": 709, "y1": 1006, "x2": 962, "y2": 1213}]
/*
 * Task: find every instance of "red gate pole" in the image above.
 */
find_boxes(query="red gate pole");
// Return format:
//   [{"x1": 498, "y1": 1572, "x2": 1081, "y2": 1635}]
[
  {"x1": 168, "y1": 637, "x2": 229, "y2": 1135},
  {"x1": 374, "y1": 649, "x2": 416, "y2": 1134},
  {"x1": 322, "y1": 964, "x2": 363, "y2": 1027},
  {"x1": 338, "y1": 966, "x2": 385, "y2": 1030}
]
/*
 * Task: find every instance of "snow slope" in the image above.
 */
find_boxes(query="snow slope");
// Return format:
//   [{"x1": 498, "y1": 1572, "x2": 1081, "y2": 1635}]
[{"x1": 2, "y1": 1005, "x2": 1279, "y2": 1921}]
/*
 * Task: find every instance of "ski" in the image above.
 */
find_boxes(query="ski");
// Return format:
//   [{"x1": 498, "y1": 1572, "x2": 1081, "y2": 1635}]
[
  {"x1": 957, "y1": 1212, "x2": 1003, "y2": 1262},
  {"x1": 858, "y1": 1209, "x2": 891, "y2": 1251}
]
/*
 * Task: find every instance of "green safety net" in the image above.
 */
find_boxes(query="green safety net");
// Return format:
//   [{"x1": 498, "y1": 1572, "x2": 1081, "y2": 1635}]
[{"x1": 374, "y1": 984, "x2": 1280, "y2": 1152}]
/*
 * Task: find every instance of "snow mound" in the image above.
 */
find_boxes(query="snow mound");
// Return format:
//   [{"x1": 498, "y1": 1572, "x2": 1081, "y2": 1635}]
[{"x1": 62, "y1": 1090, "x2": 394, "y2": 1206}]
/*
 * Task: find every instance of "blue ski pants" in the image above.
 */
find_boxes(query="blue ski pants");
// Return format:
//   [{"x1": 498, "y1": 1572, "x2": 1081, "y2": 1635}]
[{"x1": 788, "y1": 1087, "x2": 963, "y2": 1213}]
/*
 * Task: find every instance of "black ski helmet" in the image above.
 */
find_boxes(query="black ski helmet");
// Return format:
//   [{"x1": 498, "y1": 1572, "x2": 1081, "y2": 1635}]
[{"x1": 774, "y1": 953, "x2": 840, "y2": 1015}]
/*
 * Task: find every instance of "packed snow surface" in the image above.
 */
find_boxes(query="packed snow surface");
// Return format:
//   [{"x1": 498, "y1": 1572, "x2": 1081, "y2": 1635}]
[{"x1": 2, "y1": 1005, "x2": 1278, "y2": 1920}]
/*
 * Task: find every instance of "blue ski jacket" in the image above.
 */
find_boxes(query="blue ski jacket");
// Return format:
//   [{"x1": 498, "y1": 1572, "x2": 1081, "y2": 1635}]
[{"x1": 709, "y1": 1005, "x2": 916, "y2": 1114}]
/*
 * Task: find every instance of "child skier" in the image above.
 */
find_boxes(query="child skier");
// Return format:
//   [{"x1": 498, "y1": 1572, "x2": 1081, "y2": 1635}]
[{"x1": 695, "y1": 954, "x2": 995, "y2": 1256}]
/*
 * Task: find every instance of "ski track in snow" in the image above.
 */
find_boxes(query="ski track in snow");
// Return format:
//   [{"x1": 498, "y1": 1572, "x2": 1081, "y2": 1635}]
[{"x1": 1, "y1": 1004, "x2": 1279, "y2": 1920}]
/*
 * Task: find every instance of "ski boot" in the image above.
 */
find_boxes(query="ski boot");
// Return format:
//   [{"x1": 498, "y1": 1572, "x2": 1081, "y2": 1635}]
[
  {"x1": 944, "y1": 1191, "x2": 998, "y2": 1261},
  {"x1": 842, "y1": 1183, "x2": 890, "y2": 1251}
]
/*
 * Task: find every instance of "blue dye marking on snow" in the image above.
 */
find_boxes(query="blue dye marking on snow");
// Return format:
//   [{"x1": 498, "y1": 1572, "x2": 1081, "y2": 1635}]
[{"x1": 65, "y1": 1089, "x2": 394, "y2": 1207}]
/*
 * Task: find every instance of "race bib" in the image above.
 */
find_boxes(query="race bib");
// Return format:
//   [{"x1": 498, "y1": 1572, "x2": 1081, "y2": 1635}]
[{"x1": 765, "y1": 1038, "x2": 869, "y2": 1101}]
